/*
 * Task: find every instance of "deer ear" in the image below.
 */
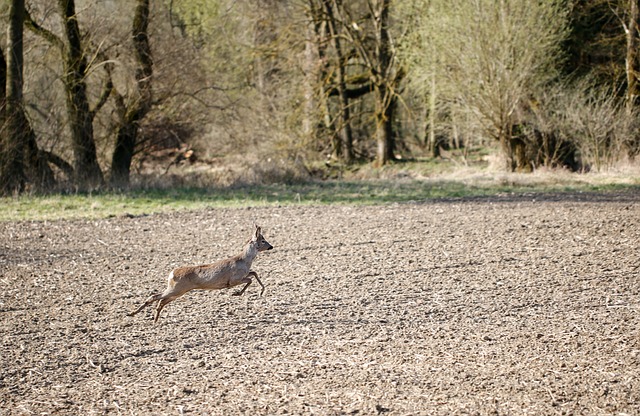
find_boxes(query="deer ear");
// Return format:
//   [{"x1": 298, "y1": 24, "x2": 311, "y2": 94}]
[{"x1": 255, "y1": 225, "x2": 261, "y2": 238}]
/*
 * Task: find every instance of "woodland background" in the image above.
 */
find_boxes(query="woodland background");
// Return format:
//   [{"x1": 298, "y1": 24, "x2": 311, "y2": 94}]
[{"x1": 1, "y1": 0, "x2": 640, "y2": 194}]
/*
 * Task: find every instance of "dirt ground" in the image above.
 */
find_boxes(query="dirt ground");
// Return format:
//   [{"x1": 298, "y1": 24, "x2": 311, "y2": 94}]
[{"x1": 1, "y1": 191, "x2": 639, "y2": 415}]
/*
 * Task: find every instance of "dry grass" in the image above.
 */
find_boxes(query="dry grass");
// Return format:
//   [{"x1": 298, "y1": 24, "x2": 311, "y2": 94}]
[
  {"x1": 142, "y1": 150, "x2": 640, "y2": 189},
  {"x1": 1, "y1": 152, "x2": 637, "y2": 222}
]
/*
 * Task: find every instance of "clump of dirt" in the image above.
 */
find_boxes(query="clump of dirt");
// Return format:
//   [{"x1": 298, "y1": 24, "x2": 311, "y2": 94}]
[{"x1": 1, "y1": 192, "x2": 639, "y2": 415}]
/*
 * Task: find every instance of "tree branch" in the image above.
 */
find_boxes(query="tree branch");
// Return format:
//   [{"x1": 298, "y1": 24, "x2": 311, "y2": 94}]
[
  {"x1": 23, "y1": 8, "x2": 65, "y2": 52},
  {"x1": 89, "y1": 53, "x2": 114, "y2": 120},
  {"x1": 42, "y1": 150, "x2": 74, "y2": 179}
]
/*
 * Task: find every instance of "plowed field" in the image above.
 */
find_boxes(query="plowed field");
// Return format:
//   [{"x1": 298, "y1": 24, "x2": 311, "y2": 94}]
[{"x1": 1, "y1": 191, "x2": 639, "y2": 415}]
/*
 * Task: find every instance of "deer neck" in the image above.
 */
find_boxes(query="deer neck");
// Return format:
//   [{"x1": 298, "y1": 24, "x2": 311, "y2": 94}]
[{"x1": 240, "y1": 241, "x2": 259, "y2": 264}]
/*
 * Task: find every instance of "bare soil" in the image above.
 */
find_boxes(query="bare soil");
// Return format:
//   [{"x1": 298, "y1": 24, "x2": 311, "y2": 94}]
[{"x1": 1, "y1": 192, "x2": 639, "y2": 415}]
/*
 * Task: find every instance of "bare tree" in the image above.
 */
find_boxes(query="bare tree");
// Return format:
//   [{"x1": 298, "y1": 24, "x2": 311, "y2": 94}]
[
  {"x1": 408, "y1": 0, "x2": 568, "y2": 171},
  {"x1": 25, "y1": 0, "x2": 105, "y2": 190},
  {"x1": 305, "y1": 0, "x2": 404, "y2": 165},
  {"x1": 322, "y1": 0, "x2": 355, "y2": 162},
  {"x1": 368, "y1": 0, "x2": 401, "y2": 166},
  {"x1": 0, "y1": 0, "x2": 26, "y2": 194},
  {"x1": 0, "y1": 48, "x2": 5, "y2": 127},
  {"x1": 335, "y1": 0, "x2": 404, "y2": 166},
  {"x1": 609, "y1": 0, "x2": 640, "y2": 112},
  {"x1": 57, "y1": 0, "x2": 104, "y2": 189},
  {"x1": 0, "y1": 1, "x2": 26, "y2": 194},
  {"x1": 626, "y1": 0, "x2": 640, "y2": 111},
  {"x1": 0, "y1": 0, "x2": 54, "y2": 195},
  {"x1": 110, "y1": 0, "x2": 153, "y2": 187},
  {"x1": 607, "y1": 0, "x2": 640, "y2": 158}
]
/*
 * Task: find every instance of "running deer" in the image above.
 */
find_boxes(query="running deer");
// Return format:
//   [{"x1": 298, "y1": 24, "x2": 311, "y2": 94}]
[{"x1": 128, "y1": 225, "x2": 273, "y2": 322}]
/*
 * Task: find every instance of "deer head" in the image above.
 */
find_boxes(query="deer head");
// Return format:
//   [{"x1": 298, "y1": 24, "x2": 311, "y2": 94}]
[{"x1": 253, "y1": 225, "x2": 273, "y2": 252}]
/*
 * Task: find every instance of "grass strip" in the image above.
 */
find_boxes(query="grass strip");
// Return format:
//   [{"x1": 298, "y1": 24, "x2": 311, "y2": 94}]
[{"x1": 1, "y1": 179, "x2": 637, "y2": 222}]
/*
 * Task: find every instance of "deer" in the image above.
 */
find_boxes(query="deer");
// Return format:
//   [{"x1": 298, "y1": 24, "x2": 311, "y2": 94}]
[{"x1": 128, "y1": 225, "x2": 273, "y2": 322}]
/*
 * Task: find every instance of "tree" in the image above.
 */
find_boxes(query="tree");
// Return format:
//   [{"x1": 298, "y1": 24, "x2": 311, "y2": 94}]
[
  {"x1": 601, "y1": 0, "x2": 640, "y2": 112},
  {"x1": 307, "y1": 0, "x2": 371, "y2": 163},
  {"x1": 0, "y1": 0, "x2": 54, "y2": 195},
  {"x1": 0, "y1": 0, "x2": 26, "y2": 194},
  {"x1": 25, "y1": 0, "x2": 105, "y2": 190},
  {"x1": 322, "y1": 0, "x2": 355, "y2": 162},
  {"x1": 623, "y1": 0, "x2": 640, "y2": 111},
  {"x1": 336, "y1": 0, "x2": 404, "y2": 166},
  {"x1": 620, "y1": 0, "x2": 640, "y2": 157},
  {"x1": 408, "y1": 0, "x2": 568, "y2": 171},
  {"x1": 0, "y1": 48, "x2": 5, "y2": 126},
  {"x1": 306, "y1": 0, "x2": 404, "y2": 165},
  {"x1": 110, "y1": 0, "x2": 153, "y2": 187},
  {"x1": 58, "y1": 0, "x2": 104, "y2": 189},
  {"x1": 367, "y1": 0, "x2": 402, "y2": 166},
  {"x1": 19, "y1": 0, "x2": 222, "y2": 189}
]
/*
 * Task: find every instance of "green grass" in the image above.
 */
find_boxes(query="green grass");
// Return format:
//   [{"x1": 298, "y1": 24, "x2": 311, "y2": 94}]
[{"x1": 1, "y1": 178, "x2": 638, "y2": 222}]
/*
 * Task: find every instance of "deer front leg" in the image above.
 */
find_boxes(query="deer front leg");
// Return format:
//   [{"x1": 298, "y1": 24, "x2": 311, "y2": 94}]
[
  {"x1": 232, "y1": 271, "x2": 265, "y2": 297},
  {"x1": 128, "y1": 293, "x2": 162, "y2": 317}
]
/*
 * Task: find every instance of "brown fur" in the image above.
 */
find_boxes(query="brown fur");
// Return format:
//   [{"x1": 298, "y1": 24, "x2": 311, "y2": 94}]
[{"x1": 128, "y1": 226, "x2": 273, "y2": 322}]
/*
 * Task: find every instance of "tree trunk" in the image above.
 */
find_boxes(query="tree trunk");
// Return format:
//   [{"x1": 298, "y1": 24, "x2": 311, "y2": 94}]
[
  {"x1": 626, "y1": 0, "x2": 640, "y2": 112},
  {"x1": 110, "y1": 0, "x2": 153, "y2": 188},
  {"x1": 0, "y1": 48, "x2": 5, "y2": 127},
  {"x1": 302, "y1": 14, "x2": 317, "y2": 143},
  {"x1": 111, "y1": 121, "x2": 137, "y2": 187},
  {"x1": 511, "y1": 138, "x2": 530, "y2": 172},
  {"x1": 0, "y1": 3, "x2": 26, "y2": 194},
  {"x1": 308, "y1": 0, "x2": 336, "y2": 155},
  {"x1": 374, "y1": 84, "x2": 396, "y2": 166},
  {"x1": 303, "y1": 1, "x2": 321, "y2": 146},
  {"x1": 427, "y1": 75, "x2": 440, "y2": 158},
  {"x1": 59, "y1": 0, "x2": 104, "y2": 190},
  {"x1": 373, "y1": 0, "x2": 395, "y2": 166},
  {"x1": 1, "y1": 1, "x2": 55, "y2": 194},
  {"x1": 23, "y1": 120, "x2": 56, "y2": 189},
  {"x1": 324, "y1": 0, "x2": 354, "y2": 162}
]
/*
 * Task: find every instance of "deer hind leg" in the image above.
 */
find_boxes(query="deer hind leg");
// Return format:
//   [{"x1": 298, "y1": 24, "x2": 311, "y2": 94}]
[
  {"x1": 232, "y1": 271, "x2": 265, "y2": 297},
  {"x1": 128, "y1": 293, "x2": 162, "y2": 317}
]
